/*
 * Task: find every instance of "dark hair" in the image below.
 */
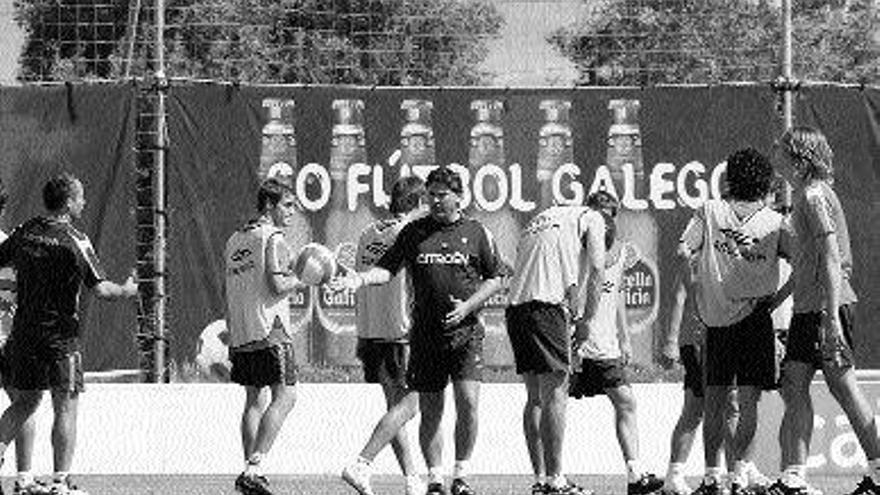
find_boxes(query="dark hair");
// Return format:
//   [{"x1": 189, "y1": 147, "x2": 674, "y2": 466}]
[
  {"x1": 586, "y1": 190, "x2": 620, "y2": 218},
  {"x1": 425, "y1": 167, "x2": 464, "y2": 195},
  {"x1": 390, "y1": 175, "x2": 426, "y2": 215},
  {"x1": 43, "y1": 172, "x2": 79, "y2": 212},
  {"x1": 601, "y1": 212, "x2": 616, "y2": 250},
  {"x1": 257, "y1": 178, "x2": 293, "y2": 212},
  {"x1": 725, "y1": 147, "x2": 773, "y2": 202}
]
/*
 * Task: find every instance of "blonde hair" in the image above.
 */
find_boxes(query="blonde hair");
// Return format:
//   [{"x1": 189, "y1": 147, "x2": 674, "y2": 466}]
[{"x1": 779, "y1": 126, "x2": 834, "y2": 182}]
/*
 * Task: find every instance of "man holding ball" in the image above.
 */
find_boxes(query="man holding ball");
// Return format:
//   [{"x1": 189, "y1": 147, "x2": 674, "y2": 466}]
[{"x1": 225, "y1": 178, "x2": 307, "y2": 495}]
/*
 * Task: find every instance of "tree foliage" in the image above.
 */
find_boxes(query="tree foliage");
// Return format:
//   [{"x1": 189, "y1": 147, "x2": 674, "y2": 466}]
[
  {"x1": 13, "y1": 0, "x2": 504, "y2": 84},
  {"x1": 548, "y1": 0, "x2": 879, "y2": 86}
]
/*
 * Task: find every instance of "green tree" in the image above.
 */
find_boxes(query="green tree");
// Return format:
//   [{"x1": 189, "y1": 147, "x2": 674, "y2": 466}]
[
  {"x1": 548, "y1": 0, "x2": 878, "y2": 86},
  {"x1": 14, "y1": 0, "x2": 504, "y2": 84}
]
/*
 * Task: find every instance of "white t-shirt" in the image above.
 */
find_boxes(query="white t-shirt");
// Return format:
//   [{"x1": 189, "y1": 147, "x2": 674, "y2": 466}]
[
  {"x1": 224, "y1": 220, "x2": 292, "y2": 348},
  {"x1": 680, "y1": 199, "x2": 792, "y2": 327},
  {"x1": 508, "y1": 205, "x2": 605, "y2": 308},
  {"x1": 580, "y1": 240, "x2": 630, "y2": 360}
]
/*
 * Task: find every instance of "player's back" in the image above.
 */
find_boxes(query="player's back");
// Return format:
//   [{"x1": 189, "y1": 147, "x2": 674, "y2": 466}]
[
  {"x1": 355, "y1": 216, "x2": 411, "y2": 341},
  {"x1": 508, "y1": 205, "x2": 595, "y2": 306}
]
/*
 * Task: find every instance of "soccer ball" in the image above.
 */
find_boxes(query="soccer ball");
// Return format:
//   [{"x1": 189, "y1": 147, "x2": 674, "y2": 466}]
[{"x1": 292, "y1": 243, "x2": 338, "y2": 286}]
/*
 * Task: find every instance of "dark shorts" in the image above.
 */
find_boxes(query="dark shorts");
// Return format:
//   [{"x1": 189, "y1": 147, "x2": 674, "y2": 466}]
[
  {"x1": 680, "y1": 344, "x2": 704, "y2": 398},
  {"x1": 784, "y1": 304, "x2": 855, "y2": 370},
  {"x1": 407, "y1": 325, "x2": 483, "y2": 393},
  {"x1": 705, "y1": 303, "x2": 776, "y2": 389},
  {"x1": 569, "y1": 358, "x2": 629, "y2": 398},
  {"x1": 230, "y1": 342, "x2": 297, "y2": 388},
  {"x1": 4, "y1": 344, "x2": 84, "y2": 394},
  {"x1": 505, "y1": 302, "x2": 570, "y2": 374},
  {"x1": 357, "y1": 339, "x2": 409, "y2": 388}
]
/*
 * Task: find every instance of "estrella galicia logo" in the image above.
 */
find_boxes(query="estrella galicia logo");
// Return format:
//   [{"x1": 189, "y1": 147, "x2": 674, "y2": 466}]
[{"x1": 416, "y1": 251, "x2": 470, "y2": 265}]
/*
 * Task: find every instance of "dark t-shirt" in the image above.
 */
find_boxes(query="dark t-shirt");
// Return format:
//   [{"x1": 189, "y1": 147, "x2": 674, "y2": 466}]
[
  {"x1": 377, "y1": 215, "x2": 505, "y2": 337},
  {"x1": 0, "y1": 217, "x2": 106, "y2": 350}
]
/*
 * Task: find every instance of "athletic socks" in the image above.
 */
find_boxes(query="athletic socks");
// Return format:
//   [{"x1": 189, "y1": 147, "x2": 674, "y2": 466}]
[
  {"x1": 667, "y1": 462, "x2": 686, "y2": 480},
  {"x1": 453, "y1": 460, "x2": 470, "y2": 479},
  {"x1": 549, "y1": 474, "x2": 568, "y2": 489},
  {"x1": 429, "y1": 466, "x2": 444, "y2": 485},
  {"x1": 704, "y1": 467, "x2": 726, "y2": 485},
  {"x1": 245, "y1": 452, "x2": 264, "y2": 476},
  {"x1": 869, "y1": 458, "x2": 880, "y2": 483},
  {"x1": 17, "y1": 471, "x2": 35, "y2": 486},
  {"x1": 626, "y1": 459, "x2": 645, "y2": 483},
  {"x1": 781, "y1": 465, "x2": 807, "y2": 487}
]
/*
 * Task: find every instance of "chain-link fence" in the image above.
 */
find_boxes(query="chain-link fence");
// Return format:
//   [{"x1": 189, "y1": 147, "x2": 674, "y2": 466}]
[{"x1": 0, "y1": 0, "x2": 877, "y2": 381}]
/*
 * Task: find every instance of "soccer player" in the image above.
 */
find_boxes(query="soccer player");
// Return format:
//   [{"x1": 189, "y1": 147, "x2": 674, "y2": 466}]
[
  {"x1": 0, "y1": 179, "x2": 51, "y2": 495},
  {"x1": 768, "y1": 126, "x2": 880, "y2": 495},
  {"x1": 504, "y1": 190, "x2": 616, "y2": 495},
  {"x1": 225, "y1": 179, "x2": 305, "y2": 495},
  {"x1": 568, "y1": 210, "x2": 663, "y2": 495},
  {"x1": 0, "y1": 173, "x2": 138, "y2": 495},
  {"x1": 341, "y1": 175, "x2": 427, "y2": 495},
  {"x1": 332, "y1": 167, "x2": 508, "y2": 495},
  {"x1": 679, "y1": 148, "x2": 793, "y2": 495}
]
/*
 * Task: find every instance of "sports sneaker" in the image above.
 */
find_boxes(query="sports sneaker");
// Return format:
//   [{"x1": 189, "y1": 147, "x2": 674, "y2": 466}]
[
  {"x1": 234, "y1": 473, "x2": 274, "y2": 495},
  {"x1": 13, "y1": 481, "x2": 52, "y2": 495},
  {"x1": 46, "y1": 478, "x2": 88, "y2": 495},
  {"x1": 450, "y1": 478, "x2": 475, "y2": 495},
  {"x1": 662, "y1": 475, "x2": 692, "y2": 495},
  {"x1": 545, "y1": 482, "x2": 592, "y2": 495},
  {"x1": 341, "y1": 462, "x2": 375, "y2": 495},
  {"x1": 629, "y1": 474, "x2": 665, "y2": 495},
  {"x1": 766, "y1": 480, "x2": 808, "y2": 495},
  {"x1": 848, "y1": 477, "x2": 880, "y2": 495},
  {"x1": 692, "y1": 480, "x2": 723, "y2": 495},
  {"x1": 531, "y1": 483, "x2": 549, "y2": 495},
  {"x1": 427, "y1": 482, "x2": 448, "y2": 495},
  {"x1": 731, "y1": 482, "x2": 764, "y2": 495},
  {"x1": 406, "y1": 476, "x2": 427, "y2": 495}
]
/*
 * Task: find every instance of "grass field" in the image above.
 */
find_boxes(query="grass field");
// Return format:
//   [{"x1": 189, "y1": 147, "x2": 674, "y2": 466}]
[{"x1": 15, "y1": 474, "x2": 860, "y2": 495}]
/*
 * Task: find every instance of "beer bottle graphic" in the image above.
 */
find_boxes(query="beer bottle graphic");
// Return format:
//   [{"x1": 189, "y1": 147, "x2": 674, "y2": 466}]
[
  {"x1": 399, "y1": 100, "x2": 435, "y2": 173},
  {"x1": 606, "y1": 99, "x2": 659, "y2": 366},
  {"x1": 536, "y1": 100, "x2": 573, "y2": 209},
  {"x1": 318, "y1": 99, "x2": 376, "y2": 365},
  {"x1": 467, "y1": 99, "x2": 517, "y2": 366},
  {"x1": 259, "y1": 98, "x2": 313, "y2": 361}
]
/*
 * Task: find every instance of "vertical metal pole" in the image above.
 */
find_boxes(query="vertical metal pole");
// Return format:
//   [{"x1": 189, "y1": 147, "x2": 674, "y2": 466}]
[
  {"x1": 153, "y1": 0, "x2": 167, "y2": 382},
  {"x1": 782, "y1": 0, "x2": 793, "y2": 130}
]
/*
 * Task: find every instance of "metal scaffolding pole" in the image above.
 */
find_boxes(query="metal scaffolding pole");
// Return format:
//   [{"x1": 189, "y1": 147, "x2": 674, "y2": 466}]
[
  {"x1": 152, "y1": 0, "x2": 168, "y2": 382},
  {"x1": 782, "y1": 0, "x2": 794, "y2": 130}
]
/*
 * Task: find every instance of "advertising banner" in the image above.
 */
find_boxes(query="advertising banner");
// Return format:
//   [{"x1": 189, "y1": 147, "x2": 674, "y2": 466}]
[
  {"x1": 168, "y1": 84, "x2": 880, "y2": 371},
  {"x1": 0, "y1": 84, "x2": 137, "y2": 371}
]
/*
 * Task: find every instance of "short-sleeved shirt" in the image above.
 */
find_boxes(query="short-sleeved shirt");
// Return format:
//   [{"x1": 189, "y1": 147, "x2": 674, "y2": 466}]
[
  {"x1": 580, "y1": 240, "x2": 628, "y2": 360},
  {"x1": 0, "y1": 230, "x2": 15, "y2": 346},
  {"x1": 0, "y1": 217, "x2": 106, "y2": 351},
  {"x1": 376, "y1": 215, "x2": 506, "y2": 336},
  {"x1": 355, "y1": 214, "x2": 413, "y2": 341},
  {"x1": 508, "y1": 206, "x2": 605, "y2": 307},
  {"x1": 789, "y1": 182, "x2": 857, "y2": 313},
  {"x1": 680, "y1": 199, "x2": 792, "y2": 327}
]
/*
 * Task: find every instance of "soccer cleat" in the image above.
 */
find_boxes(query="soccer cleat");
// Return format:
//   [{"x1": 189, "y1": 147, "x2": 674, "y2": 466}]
[
  {"x1": 531, "y1": 482, "x2": 549, "y2": 495},
  {"x1": 629, "y1": 474, "x2": 665, "y2": 495},
  {"x1": 406, "y1": 476, "x2": 427, "y2": 495},
  {"x1": 234, "y1": 473, "x2": 274, "y2": 495},
  {"x1": 450, "y1": 478, "x2": 475, "y2": 495},
  {"x1": 691, "y1": 480, "x2": 723, "y2": 495},
  {"x1": 341, "y1": 462, "x2": 375, "y2": 495},
  {"x1": 13, "y1": 481, "x2": 52, "y2": 495},
  {"x1": 426, "y1": 482, "x2": 448, "y2": 495},
  {"x1": 731, "y1": 482, "x2": 765, "y2": 495},
  {"x1": 662, "y1": 475, "x2": 692, "y2": 495},
  {"x1": 766, "y1": 480, "x2": 808, "y2": 495},
  {"x1": 746, "y1": 468, "x2": 772, "y2": 491},
  {"x1": 848, "y1": 477, "x2": 880, "y2": 495},
  {"x1": 545, "y1": 482, "x2": 592, "y2": 495},
  {"x1": 46, "y1": 478, "x2": 88, "y2": 495}
]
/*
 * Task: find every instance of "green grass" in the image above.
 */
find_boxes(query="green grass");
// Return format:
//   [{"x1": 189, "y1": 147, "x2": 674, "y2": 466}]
[{"x1": 20, "y1": 474, "x2": 860, "y2": 495}]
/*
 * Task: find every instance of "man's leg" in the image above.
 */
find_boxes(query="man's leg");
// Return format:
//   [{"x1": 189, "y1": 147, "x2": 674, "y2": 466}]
[
  {"x1": 241, "y1": 386, "x2": 269, "y2": 461},
  {"x1": 251, "y1": 383, "x2": 297, "y2": 460},
  {"x1": 606, "y1": 384, "x2": 662, "y2": 495},
  {"x1": 776, "y1": 360, "x2": 815, "y2": 488},
  {"x1": 49, "y1": 388, "x2": 78, "y2": 485},
  {"x1": 701, "y1": 384, "x2": 731, "y2": 487},
  {"x1": 419, "y1": 390, "x2": 446, "y2": 490},
  {"x1": 665, "y1": 389, "x2": 704, "y2": 494},
  {"x1": 729, "y1": 385, "x2": 761, "y2": 488},
  {"x1": 0, "y1": 391, "x2": 42, "y2": 466},
  {"x1": 382, "y1": 381, "x2": 421, "y2": 476},
  {"x1": 451, "y1": 378, "x2": 480, "y2": 493},
  {"x1": 6, "y1": 387, "x2": 41, "y2": 490},
  {"x1": 522, "y1": 373, "x2": 545, "y2": 482}
]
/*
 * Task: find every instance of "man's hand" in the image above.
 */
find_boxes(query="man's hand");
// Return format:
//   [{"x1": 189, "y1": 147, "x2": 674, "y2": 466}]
[
  {"x1": 122, "y1": 270, "x2": 139, "y2": 298},
  {"x1": 658, "y1": 340, "x2": 679, "y2": 370},
  {"x1": 327, "y1": 270, "x2": 363, "y2": 292},
  {"x1": 444, "y1": 295, "x2": 469, "y2": 329}
]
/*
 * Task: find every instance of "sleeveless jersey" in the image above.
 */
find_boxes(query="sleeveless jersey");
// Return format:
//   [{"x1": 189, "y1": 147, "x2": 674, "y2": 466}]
[
  {"x1": 224, "y1": 220, "x2": 292, "y2": 348},
  {"x1": 508, "y1": 206, "x2": 605, "y2": 307},
  {"x1": 681, "y1": 199, "x2": 790, "y2": 327},
  {"x1": 580, "y1": 241, "x2": 629, "y2": 360},
  {"x1": 355, "y1": 215, "x2": 412, "y2": 341}
]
